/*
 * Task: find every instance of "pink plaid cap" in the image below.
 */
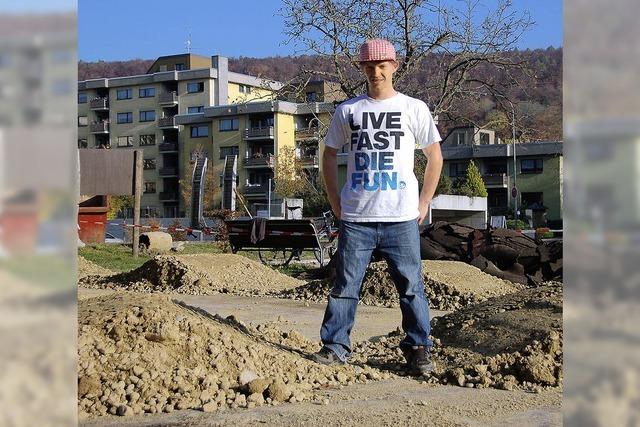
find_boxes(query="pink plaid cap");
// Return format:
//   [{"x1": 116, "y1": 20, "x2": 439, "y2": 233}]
[{"x1": 359, "y1": 39, "x2": 396, "y2": 62}]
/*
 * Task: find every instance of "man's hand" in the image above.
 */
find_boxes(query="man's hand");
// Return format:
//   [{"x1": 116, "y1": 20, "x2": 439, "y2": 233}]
[{"x1": 418, "y1": 200, "x2": 430, "y2": 225}]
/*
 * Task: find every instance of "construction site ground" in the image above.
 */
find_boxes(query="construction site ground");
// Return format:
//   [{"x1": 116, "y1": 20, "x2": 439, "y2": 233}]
[{"x1": 78, "y1": 286, "x2": 561, "y2": 427}]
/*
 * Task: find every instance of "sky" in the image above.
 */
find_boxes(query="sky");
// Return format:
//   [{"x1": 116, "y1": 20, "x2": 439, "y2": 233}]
[{"x1": 78, "y1": 0, "x2": 562, "y2": 62}]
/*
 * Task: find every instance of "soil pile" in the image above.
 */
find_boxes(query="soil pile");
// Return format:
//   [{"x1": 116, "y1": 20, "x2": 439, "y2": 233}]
[
  {"x1": 78, "y1": 293, "x2": 387, "y2": 418},
  {"x1": 279, "y1": 260, "x2": 522, "y2": 311},
  {"x1": 78, "y1": 256, "x2": 112, "y2": 280},
  {"x1": 350, "y1": 282, "x2": 563, "y2": 392},
  {"x1": 79, "y1": 254, "x2": 302, "y2": 296}
]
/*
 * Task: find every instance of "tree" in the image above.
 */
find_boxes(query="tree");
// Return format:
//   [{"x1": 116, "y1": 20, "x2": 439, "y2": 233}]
[
  {"x1": 458, "y1": 161, "x2": 488, "y2": 197},
  {"x1": 279, "y1": 0, "x2": 533, "y2": 119},
  {"x1": 415, "y1": 150, "x2": 451, "y2": 195},
  {"x1": 271, "y1": 146, "x2": 308, "y2": 199},
  {"x1": 107, "y1": 195, "x2": 133, "y2": 219}
]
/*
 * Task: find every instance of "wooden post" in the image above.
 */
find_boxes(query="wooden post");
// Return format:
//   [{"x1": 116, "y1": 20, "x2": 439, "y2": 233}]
[{"x1": 132, "y1": 149, "x2": 143, "y2": 257}]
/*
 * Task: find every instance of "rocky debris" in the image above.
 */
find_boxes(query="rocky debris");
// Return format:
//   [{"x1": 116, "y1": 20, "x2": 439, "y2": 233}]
[
  {"x1": 420, "y1": 222, "x2": 563, "y2": 285},
  {"x1": 78, "y1": 293, "x2": 387, "y2": 418},
  {"x1": 77, "y1": 256, "x2": 112, "y2": 280},
  {"x1": 78, "y1": 254, "x2": 302, "y2": 296},
  {"x1": 279, "y1": 260, "x2": 522, "y2": 311},
  {"x1": 349, "y1": 282, "x2": 563, "y2": 392}
]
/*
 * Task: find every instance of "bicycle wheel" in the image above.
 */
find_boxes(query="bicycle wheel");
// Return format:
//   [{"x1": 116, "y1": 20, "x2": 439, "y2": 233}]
[{"x1": 258, "y1": 248, "x2": 294, "y2": 266}]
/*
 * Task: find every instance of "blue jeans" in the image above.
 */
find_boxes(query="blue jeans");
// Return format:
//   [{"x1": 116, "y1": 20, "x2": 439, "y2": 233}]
[{"x1": 320, "y1": 219, "x2": 432, "y2": 362}]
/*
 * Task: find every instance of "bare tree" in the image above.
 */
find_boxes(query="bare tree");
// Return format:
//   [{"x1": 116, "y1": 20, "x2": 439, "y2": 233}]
[{"x1": 279, "y1": 0, "x2": 533, "y2": 120}]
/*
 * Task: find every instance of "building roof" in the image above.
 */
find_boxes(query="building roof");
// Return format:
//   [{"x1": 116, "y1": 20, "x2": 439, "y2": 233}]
[
  {"x1": 441, "y1": 141, "x2": 563, "y2": 160},
  {"x1": 175, "y1": 100, "x2": 335, "y2": 124}
]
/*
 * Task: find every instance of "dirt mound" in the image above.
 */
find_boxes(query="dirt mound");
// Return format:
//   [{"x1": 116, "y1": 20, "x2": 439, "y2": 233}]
[
  {"x1": 78, "y1": 256, "x2": 112, "y2": 279},
  {"x1": 350, "y1": 282, "x2": 563, "y2": 392},
  {"x1": 79, "y1": 254, "x2": 302, "y2": 296},
  {"x1": 279, "y1": 260, "x2": 523, "y2": 311},
  {"x1": 78, "y1": 293, "x2": 389, "y2": 418}
]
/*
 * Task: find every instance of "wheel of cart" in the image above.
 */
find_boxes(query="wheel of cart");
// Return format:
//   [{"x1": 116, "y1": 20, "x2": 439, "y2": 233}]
[{"x1": 258, "y1": 247, "x2": 295, "y2": 266}]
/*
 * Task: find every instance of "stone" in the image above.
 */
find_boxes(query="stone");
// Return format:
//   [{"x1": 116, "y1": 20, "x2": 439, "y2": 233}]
[
  {"x1": 239, "y1": 369, "x2": 258, "y2": 386},
  {"x1": 247, "y1": 378, "x2": 271, "y2": 395},
  {"x1": 267, "y1": 381, "x2": 291, "y2": 402},
  {"x1": 202, "y1": 402, "x2": 217, "y2": 413},
  {"x1": 116, "y1": 405, "x2": 133, "y2": 416}
]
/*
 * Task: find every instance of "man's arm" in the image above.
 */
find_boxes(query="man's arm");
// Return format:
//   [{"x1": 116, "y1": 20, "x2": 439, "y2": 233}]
[
  {"x1": 418, "y1": 142, "x2": 443, "y2": 224},
  {"x1": 322, "y1": 146, "x2": 341, "y2": 219}
]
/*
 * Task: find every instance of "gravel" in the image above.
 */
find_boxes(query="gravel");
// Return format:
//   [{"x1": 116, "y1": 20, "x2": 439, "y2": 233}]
[
  {"x1": 79, "y1": 254, "x2": 302, "y2": 296},
  {"x1": 78, "y1": 293, "x2": 389, "y2": 419},
  {"x1": 78, "y1": 256, "x2": 113, "y2": 280},
  {"x1": 279, "y1": 260, "x2": 524, "y2": 311}
]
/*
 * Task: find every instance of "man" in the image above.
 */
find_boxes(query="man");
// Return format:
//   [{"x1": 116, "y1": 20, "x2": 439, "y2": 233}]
[{"x1": 311, "y1": 39, "x2": 443, "y2": 375}]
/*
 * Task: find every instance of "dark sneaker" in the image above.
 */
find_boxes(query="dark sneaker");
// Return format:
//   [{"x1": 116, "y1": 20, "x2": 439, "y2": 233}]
[
  {"x1": 311, "y1": 347, "x2": 346, "y2": 365},
  {"x1": 402, "y1": 345, "x2": 434, "y2": 375}
]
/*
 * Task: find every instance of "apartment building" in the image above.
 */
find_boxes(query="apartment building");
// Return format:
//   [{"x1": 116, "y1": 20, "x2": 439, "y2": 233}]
[
  {"x1": 78, "y1": 53, "x2": 284, "y2": 217},
  {"x1": 78, "y1": 53, "x2": 337, "y2": 217},
  {"x1": 175, "y1": 100, "x2": 333, "y2": 215},
  {"x1": 440, "y1": 126, "x2": 563, "y2": 225}
]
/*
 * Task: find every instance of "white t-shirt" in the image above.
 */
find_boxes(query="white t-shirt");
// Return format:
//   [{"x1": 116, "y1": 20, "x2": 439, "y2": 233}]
[{"x1": 324, "y1": 92, "x2": 441, "y2": 222}]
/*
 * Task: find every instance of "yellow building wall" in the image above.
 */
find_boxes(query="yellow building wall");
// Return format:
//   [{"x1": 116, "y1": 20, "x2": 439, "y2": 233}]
[
  {"x1": 209, "y1": 115, "x2": 247, "y2": 207},
  {"x1": 227, "y1": 83, "x2": 274, "y2": 104}
]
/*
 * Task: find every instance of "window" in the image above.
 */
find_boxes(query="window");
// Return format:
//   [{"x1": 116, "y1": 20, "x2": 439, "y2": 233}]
[
  {"x1": 117, "y1": 112, "x2": 133, "y2": 124},
  {"x1": 190, "y1": 125, "x2": 208, "y2": 138},
  {"x1": 117, "y1": 136, "x2": 133, "y2": 147},
  {"x1": 139, "y1": 134, "x2": 156, "y2": 146},
  {"x1": 139, "y1": 87, "x2": 156, "y2": 98},
  {"x1": 250, "y1": 116, "x2": 274, "y2": 128},
  {"x1": 455, "y1": 132, "x2": 466, "y2": 145},
  {"x1": 449, "y1": 162, "x2": 467, "y2": 177},
  {"x1": 480, "y1": 132, "x2": 490, "y2": 145},
  {"x1": 306, "y1": 91, "x2": 318, "y2": 102},
  {"x1": 520, "y1": 158, "x2": 543, "y2": 174},
  {"x1": 219, "y1": 118, "x2": 239, "y2": 131},
  {"x1": 187, "y1": 106, "x2": 204, "y2": 114},
  {"x1": 144, "y1": 182, "x2": 156, "y2": 194},
  {"x1": 78, "y1": 139, "x2": 88, "y2": 148},
  {"x1": 78, "y1": 116, "x2": 88, "y2": 126},
  {"x1": 116, "y1": 88, "x2": 132, "y2": 100},
  {"x1": 239, "y1": 84, "x2": 252, "y2": 94},
  {"x1": 143, "y1": 158, "x2": 156, "y2": 170},
  {"x1": 175, "y1": 63, "x2": 185, "y2": 71},
  {"x1": 521, "y1": 192, "x2": 544, "y2": 209},
  {"x1": 187, "y1": 82, "x2": 205, "y2": 93},
  {"x1": 78, "y1": 92, "x2": 88, "y2": 104},
  {"x1": 139, "y1": 110, "x2": 156, "y2": 122},
  {"x1": 219, "y1": 146, "x2": 239, "y2": 159},
  {"x1": 486, "y1": 162, "x2": 507, "y2": 174}
]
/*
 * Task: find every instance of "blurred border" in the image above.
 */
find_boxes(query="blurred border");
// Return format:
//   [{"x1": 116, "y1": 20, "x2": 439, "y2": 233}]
[
  {"x1": 565, "y1": 0, "x2": 640, "y2": 425},
  {"x1": 0, "y1": 9, "x2": 77, "y2": 427}
]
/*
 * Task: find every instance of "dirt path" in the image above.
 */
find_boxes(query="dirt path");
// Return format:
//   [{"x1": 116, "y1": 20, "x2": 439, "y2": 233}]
[
  {"x1": 78, "y1": 288, "x2": 448, "y2": 344},
  {"x1": 78, "y1": 289, "x2": 561, "y2": 426},
  {"x1": 81, "y1": 378, "x2": 561, "y2": 427}
]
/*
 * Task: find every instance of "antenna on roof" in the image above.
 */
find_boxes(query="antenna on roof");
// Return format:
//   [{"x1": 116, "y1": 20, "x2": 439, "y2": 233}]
[{"x1": 185, "y1": 28, "x2": 192, "y2": 53}]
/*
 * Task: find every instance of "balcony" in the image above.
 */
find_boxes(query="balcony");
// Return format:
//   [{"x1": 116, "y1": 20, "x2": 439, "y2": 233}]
[
  {"x1": 295, "y1": 127, "x2": 320, "y2": 141},
  {"x1": 158, "y1": 116, "x2": 178, "y2": 129},
  {"x1": 159, "y1": 191, "x2": 179, "y2": 201},
  {"x1": 244, "y1": 126, "x2": 274, "y2": 140},
  {"x1": 158, "y1": 142, "x2": 178, "y2": 153},
  {"x1": 243, "y1": 183, "x2": 269, "y2": 195},
  {"x1": 159, "y1": 91, "x2": 178, "y2": 106},
  {"x1": 244, "y1": 154, "x2": 275, "y2": 168},
  {"x1": 297, "y1": 154, "x2": 319, "y2": 167},
  {"x1": 482, "y1": 173, "x2": 508, "y2": 188},
  {"x1": 89, "y1": 121, "x2": 109, "y2": 134},
  {"x1": 89, "y1": 97, "x2": 109, "y2": 110},
  {"x1": 159, "y1": 167, "x2": 178, "y2": 177}
]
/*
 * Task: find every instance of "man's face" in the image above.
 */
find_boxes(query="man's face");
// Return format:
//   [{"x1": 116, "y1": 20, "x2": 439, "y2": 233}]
[{"x1": 360, "y1": 60, "x2": 398, "y2": 88}]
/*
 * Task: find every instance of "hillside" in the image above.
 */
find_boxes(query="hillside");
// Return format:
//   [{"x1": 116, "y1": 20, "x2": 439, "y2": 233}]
[{"x1": 78, "y1": 48, "x2": 562, "y2": 141}]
